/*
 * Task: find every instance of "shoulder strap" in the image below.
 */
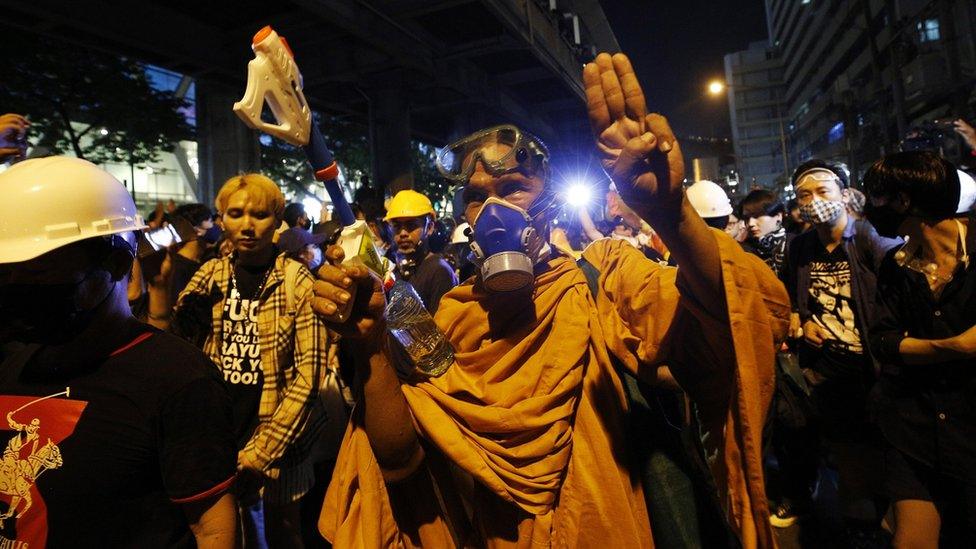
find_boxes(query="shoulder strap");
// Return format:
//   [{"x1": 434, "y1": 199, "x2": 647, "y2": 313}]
[
  {"x1": 284, "y1": 259, "x2": 302, "y2": 313},
  {"x1": 577, "y1": 258, "x2": 601, "y2": 299},
  {"x1": 852, "y1": 219, "x2": 871, "y2": 256}
]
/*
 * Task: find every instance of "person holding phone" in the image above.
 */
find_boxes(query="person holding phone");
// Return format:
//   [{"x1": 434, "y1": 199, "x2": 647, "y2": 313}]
[{"x1": 0, "y1": 113, "x2": 28, "y2": 162}]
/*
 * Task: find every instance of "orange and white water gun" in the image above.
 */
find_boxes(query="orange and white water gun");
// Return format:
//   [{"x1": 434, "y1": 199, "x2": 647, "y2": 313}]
[{"x1": 233, "y1": 26, "x2": 394, "y2": 318}]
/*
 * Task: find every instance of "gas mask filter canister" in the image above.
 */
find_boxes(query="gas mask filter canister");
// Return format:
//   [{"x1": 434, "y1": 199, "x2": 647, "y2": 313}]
[{"x1": 469, "y1": 197, "x2": 550, "y2": 292}]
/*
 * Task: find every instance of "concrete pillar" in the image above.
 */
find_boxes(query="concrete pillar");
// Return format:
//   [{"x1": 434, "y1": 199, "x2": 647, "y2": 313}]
[
  {"x1": 692, "y1": 157, "x2": 720, "y2": 182},
  {"x1": 368, "y1": 74, "x2": 414, "y2": 195},
  {"x1": 195, "y1": 79, "x2": 262, "y2": 207},
  {"x1": 451, "y1": 109, "x2": 492, "y2": 142}
]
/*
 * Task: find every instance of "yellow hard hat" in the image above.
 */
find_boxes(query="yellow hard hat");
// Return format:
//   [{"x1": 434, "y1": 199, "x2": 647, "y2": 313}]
[{"x1": 384, "y1": 189, "x2": 436, "y2": 221}]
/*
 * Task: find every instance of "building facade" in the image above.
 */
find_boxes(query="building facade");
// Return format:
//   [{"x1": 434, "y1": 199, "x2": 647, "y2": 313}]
[
  {"x1": 726, "y1": 0, "x2": 976, "y2": 194},
  {"x1": 768, "y1": 0, "x2": 976, "y2": 183},
  {"x1": 724, "y1": 41, "x2": 789, "y2": 191}
]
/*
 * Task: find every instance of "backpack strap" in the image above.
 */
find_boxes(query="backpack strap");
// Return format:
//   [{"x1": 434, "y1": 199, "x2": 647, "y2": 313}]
[{"x1": 578, "y1": 258, "x2": 601, "y2": 299}]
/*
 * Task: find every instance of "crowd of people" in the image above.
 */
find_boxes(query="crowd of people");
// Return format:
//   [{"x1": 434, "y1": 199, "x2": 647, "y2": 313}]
[
  {"x1": 706, "y1": 151, "x2": 976, "y2": 548},
  {"x1": 0, "y1": 54, "x2": 975, "y2": 549}
]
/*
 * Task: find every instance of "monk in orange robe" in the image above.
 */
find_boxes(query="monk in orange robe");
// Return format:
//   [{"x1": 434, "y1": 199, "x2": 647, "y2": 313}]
[{"x1": 311, "y1": 53, "x2": 789, "y2": 548}]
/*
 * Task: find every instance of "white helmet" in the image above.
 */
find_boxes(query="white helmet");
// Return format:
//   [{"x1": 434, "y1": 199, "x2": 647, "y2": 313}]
[
  {"x1": 450, "y1": 222, "x2": 470, "y2": 244},
  {"x1": 687, "y1": 180, "x2": 733, "y2": 218},
  {"x1": 957, "y1": 170, "x2": 976, "y2": 214},
  {"x1": 0, "y1": 157, "x2": 147, "y2": 263}
]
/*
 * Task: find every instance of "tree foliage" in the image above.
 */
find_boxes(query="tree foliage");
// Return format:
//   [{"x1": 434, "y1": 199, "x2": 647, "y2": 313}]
[
  {"x1": 259, "y1": 113, "x2": 371, "y2": 201},
  {"x1": 412, "y1": 143, "x2": 452, "y2": 211},
  {"x1": 0, "y1": 30, "x2": 192, "y2": 166},
  {"x1": 259, "y1": 113, "x2": 452, "y2": 210}
]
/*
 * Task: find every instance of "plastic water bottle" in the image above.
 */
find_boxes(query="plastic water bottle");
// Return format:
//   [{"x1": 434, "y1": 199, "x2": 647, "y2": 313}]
[{"x1": 385, "y1": 281, "x2": 454, "y2": 378}]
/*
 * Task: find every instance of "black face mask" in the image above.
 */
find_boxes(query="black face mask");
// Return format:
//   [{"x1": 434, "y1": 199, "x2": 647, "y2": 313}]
[
  {"x1": 0, "y1": 272, "x2": 111, "y2": 345},
  {"x1": 865, "y1": 203, "x2": 907, "y2": 238}
]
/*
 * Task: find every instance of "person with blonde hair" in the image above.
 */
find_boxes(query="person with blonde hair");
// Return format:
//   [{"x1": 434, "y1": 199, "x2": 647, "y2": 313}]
[{"x1": 173, "y1": 173, "x2": 335, "y2": 547}]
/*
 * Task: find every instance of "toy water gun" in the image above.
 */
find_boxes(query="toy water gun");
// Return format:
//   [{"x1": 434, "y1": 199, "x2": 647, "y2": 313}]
[{"x1": 233, "y1": 26, "x2": 392, "y2": 319}]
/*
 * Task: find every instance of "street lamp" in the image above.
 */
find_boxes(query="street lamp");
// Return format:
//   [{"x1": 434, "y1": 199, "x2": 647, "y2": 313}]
[{"x1": 707, "y1": 79, "x2": 790, "y2": 181}]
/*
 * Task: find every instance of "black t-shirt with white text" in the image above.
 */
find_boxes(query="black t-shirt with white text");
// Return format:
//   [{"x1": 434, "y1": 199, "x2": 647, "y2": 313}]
[
  {"x1": 0, "y1": 324, "x2": 236, "y2": 548},
  {"x1": 223, "y1": 260, "x2": 272, "y2": 448}
]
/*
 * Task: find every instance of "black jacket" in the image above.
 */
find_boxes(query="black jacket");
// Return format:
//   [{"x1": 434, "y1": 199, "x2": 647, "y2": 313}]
[{"x1": 784, "y1": 218, "x2": 902, "y2": 374}]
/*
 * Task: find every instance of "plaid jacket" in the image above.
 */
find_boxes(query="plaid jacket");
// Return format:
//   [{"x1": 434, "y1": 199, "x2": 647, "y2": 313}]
[{"x1": 174, "y1": 253, "x2": 336, "y2": 476}]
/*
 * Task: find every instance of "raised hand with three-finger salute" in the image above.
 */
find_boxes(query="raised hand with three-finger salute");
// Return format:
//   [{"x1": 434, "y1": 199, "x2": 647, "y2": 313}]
[
  {"x1": 584, "y1": 53, "x2": 723, "y2": 315},
  {"x1": 584, "y1": 53, "x2": 684, "y2": 213}
]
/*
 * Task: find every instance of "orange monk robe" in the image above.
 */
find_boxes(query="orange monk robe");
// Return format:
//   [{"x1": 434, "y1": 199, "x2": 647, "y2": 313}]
[{"x1": 321, "y1": 231, "x2": 790, "y2": 548}]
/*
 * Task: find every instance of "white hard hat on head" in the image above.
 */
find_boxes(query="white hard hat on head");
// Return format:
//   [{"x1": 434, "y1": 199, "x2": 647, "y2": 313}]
[
  {"x1": 451, "y1": 222, "x2": 470, "y2": 244},
  {"x1": 0, "y1": 156, "x2": 147, "y2": 264},
  {"x1": 687, "y1": 180, "x2": 733, "y2": 218},
  {"x1": 957, "y1": 169, "x2": 976, "y2": 214}
]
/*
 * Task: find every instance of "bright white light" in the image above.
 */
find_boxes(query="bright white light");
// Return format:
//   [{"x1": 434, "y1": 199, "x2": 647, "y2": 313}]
[
  {"x1": 707, "y1": 81, "x2": 726, "y2": 96},
  {"x1": 99, "y1": 128, "x2": 108, "y2": 136},
  {"x1": 565, "y1": 183, "x2": 591, "y2": 207},
  {"x1": 302, "y1": 197, "x2": 323, "y2": 223}
]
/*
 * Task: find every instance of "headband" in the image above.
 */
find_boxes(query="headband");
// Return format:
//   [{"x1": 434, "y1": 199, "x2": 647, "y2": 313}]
[{"x1": 795, "y1": 167, "x2": 843, "y2": 188}]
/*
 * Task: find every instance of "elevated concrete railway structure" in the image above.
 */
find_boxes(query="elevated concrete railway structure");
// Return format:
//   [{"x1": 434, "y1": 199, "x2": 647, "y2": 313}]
[{"x1": 3, "y1": 0, "x2": 619, "y2": 202}]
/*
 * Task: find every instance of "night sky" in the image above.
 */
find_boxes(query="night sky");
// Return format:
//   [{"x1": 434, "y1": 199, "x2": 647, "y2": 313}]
[{"x1": 599, "y1": 0, "x2": 769, "y2": 139}]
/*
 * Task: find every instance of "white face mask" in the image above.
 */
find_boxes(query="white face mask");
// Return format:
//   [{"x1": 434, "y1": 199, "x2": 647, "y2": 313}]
[{"x1": 308, "y1": 246, "x2": 323, "y2": 271}]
